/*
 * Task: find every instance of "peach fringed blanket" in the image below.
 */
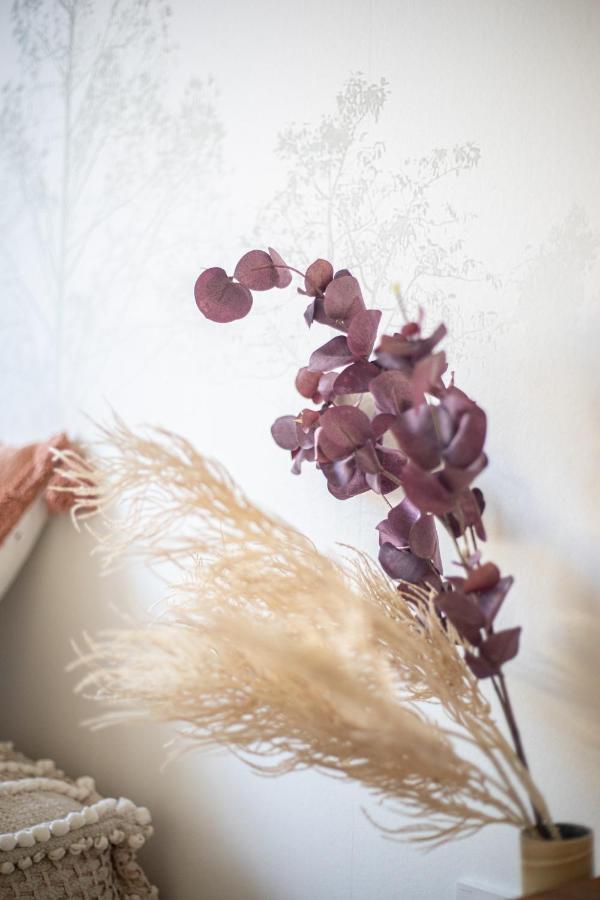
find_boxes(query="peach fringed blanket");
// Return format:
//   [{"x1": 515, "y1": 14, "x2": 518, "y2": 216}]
[{"x1": 0, "y1": 433, "x2": 76, "y2": 546}]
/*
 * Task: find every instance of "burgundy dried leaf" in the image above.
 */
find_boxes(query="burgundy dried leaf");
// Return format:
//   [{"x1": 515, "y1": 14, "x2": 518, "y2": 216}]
[
  {"x1": 401, "y1": 321, "x2": 420, "y2": 337},
  {"x1": 194, "y1": 268, "x2": 253, "y2": 323},
  {"x1": 437, "y1": 590, "x2": 486, "y2": 630},
  {"x1": 378, "y1": 543, "x2": 434, "y2": 584},
  {"x1": 442, "y1": 385, "x2": 478, "y2": 418},
  {"x1": 271, "y1": 415, "x2": 301, "y2": 451},
  {"x1": 449, "y1": 488, "x2": 487, "y2": 541},
  {"x1": 295, "y1": 430, "x2": 314, "y2": 451},
  {"x1": 463, "y1": 562, "x2": 500, "y2": 594},
  {"x1": 478, "y1": 576, "x2": 514, "y2": 627},
  {"x1": 334, "y1": 360, "x2": 380, "y2": 395},
  {"x1": 376, "y1": 334, "x2": 406, "y2": 356},
  {"x1": 347, "y1": 309, "x2": 382, "y2": 358},
  {"x1": 465, "y1": 652, "x2": 497, "y2": 679},
  {"x1": 445, "y1": 512, "x2": 463, "y2": 540},
  {"x1": 376, "y1": 323, "x2": 447, "y2": 365},
  {"x1": 376, "y1": 497, "x2": 420, "y2": 548},
  {"x1": 432, "y1": 540, "x2": 443, "y2": 576},
  {"x1": 374, "y1": 340, "x2": 415, "y2": 374},
  {"x1": 322, "y1": 457, "x2": 357, "y2": 489},
  {"x1": 323, "y1": 275, "x2": 365, "y2": 322},
  {"x1": 268, "y1": 247, "x2": 292, "y2": 288},
  {"x1": 402, "y1": 462, "x2": 454, "y2": 516},
  {"x1": 442, "y1": 390, "x2": 487, "y2": 468},
  {"x1": 480, "y1": 627, "x2": 521, "y2": 667},
  {"x1": 298, "y1": 408, "x2": 320, "y2": 433},
  {"x1": 440, "y1": 453, "x2": 488, "y2": 492},
  {"x1": 295, "y1": 367, "x2": 321, "y2": 400},
  {"x1": 234, "y1": 250, "x2": 278, "y2": 291},
  {"x1": 372, "y1": 413, "x2": 396, "y2": 440},
  {"x1": 304, "y1": 259, "x2": 334, "y2": 296},
  {"x1": 444, "y1": 414, "x2": 487, "y2": 468},
  {"x1": 376, "y1": 517, "x2": 395, "y2": 548},
  {"x1": 392, "y1": 405, "x2": 441, "y2": 470},
  {"x1": 413, "y1": 323, "x2": 448, "y2": 360},
  {"x1": 354, "y1": 442, "x2": 380, "y2": 475},
  {"x1": 317, "y1": 371, "x2": 339, "y2": 403},
  {"x1": 304, "y1": 297, "x2": 349, "y2": 333},
  {"x1": 370, "y1": 370, "x2": 412, "y2": 415},
  {"x1": 291, "y1": 446, "x2": 315, "y2": 475},
  {"x1": 375, "y1": 447, "x2": 406, "y2": 494},
  {"x1": 308, "y1": 336, "x2": 353, "y2": 372},
  {"x1": 304, "y1": 301, "x2": 316, "y2": 327},
  {"x1": 365, "y1": 472, "x2": 384, "y2": 494},
  {"x1": 318, "y1": 406, "x2": 372, "y2": 460},
  {"x1": 473, "y1": 487, "x2": 485, "y2": 514},
  {"x1": 325, "y1": 464, "x2": 369, "y2": 500},
  {"x1": 233, "y1": 248, "x2": 292, "y2": 291},
  {"x1": 412, "y1": 351, "x2": 447, "y2": 406},
  {"x1": 408, "y1": 514, "x2": 438, "y2": 559}
]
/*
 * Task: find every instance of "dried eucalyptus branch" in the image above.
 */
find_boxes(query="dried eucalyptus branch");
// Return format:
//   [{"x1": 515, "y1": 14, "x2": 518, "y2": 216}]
[{"x1": 192, "y1": 245, "x2": 556, "y2": 838}]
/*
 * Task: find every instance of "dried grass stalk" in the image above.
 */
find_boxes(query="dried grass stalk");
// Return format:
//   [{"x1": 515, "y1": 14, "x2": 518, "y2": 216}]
[{"x1": 53, "y1": 420, "x2": 553, "y2": 845}]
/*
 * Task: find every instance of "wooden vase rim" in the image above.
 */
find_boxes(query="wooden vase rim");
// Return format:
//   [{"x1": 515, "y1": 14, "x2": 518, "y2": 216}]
[{"x1": 522, "y1": 823, "x2": 592, "y2": 843}]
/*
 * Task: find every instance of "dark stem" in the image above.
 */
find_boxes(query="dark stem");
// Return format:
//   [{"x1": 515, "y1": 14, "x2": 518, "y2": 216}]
[
  {"x1": 468, "y1": 525, "x2": 479, "y2": 556},
  {"x1": 492, "y1": 674, "x2": 552, "y2": 839}
]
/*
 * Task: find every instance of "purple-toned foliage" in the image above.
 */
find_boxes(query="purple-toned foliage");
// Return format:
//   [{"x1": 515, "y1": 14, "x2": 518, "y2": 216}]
[
  {"x1": 193, "y1": 248, "x2": 518, "y2": 681},
  {"x1": 194, "y1": 268, "x2": 252, "y2": 323}
]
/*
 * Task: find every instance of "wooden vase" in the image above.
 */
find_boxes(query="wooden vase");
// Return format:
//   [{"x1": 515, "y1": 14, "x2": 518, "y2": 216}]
[{"x1": 521, "y1": 824, "x2": 594, "y2": 896}]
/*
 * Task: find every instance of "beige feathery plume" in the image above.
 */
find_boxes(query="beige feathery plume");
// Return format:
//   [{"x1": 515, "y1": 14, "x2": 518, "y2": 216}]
[{"x1": 54, "y1": 420, "x2": 553, "y2": 845}]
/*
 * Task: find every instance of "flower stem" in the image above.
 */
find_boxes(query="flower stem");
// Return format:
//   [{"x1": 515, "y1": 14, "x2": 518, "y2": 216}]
[{"x1": 492, "y1": 674, "x2": 553, "y2": 839}]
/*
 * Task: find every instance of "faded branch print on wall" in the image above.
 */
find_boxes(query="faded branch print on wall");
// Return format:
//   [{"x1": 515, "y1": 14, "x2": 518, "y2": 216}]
[
  {"x1": 0, "y1": 0, "x2": 223, "y2": 437},
  {"x1": 256, "y1": 74, "x2": 497, "y2": 328}
]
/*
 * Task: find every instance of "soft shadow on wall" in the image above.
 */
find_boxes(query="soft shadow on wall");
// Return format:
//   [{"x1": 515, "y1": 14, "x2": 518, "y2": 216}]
[{"x1": 0, "y1": 515, "x2": 270, "y2": 900}]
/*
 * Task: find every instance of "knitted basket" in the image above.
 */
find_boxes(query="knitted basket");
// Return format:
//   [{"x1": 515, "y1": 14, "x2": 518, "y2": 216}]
[{"x1": 0, "y1": 742, "x2": 158, "y2": 899}]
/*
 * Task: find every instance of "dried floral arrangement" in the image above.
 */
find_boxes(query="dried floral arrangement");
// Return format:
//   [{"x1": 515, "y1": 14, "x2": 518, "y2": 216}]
[{"x1": 57, "y1": 246, "x2": 561, "y2": 848}]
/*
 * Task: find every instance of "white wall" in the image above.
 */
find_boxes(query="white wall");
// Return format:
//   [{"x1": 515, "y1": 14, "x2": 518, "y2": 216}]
[{"x1": 1, "y1": 1, "x2": 599, "y2": 897}]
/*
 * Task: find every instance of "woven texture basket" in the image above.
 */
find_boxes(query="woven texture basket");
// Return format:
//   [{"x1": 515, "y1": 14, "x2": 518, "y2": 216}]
[{"x1": 0, "y1": 741, "x2": 158, "y2": 899}]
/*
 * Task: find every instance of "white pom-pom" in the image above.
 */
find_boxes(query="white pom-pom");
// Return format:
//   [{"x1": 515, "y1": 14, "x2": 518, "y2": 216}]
[
  {"x1": 128, "y1": 833, "x2": 145, "y2": 849},
  {"x1": 83, "y1": 806, "x2": 99, "y2": 824},
  {"x1": 0, "y1": 834, "x2": 17, "y2": 851},
  {"x1": 16, "y1": 830, "x2": 35, "y2": 848},
  {"x1": 32, "y1": 825, "x2": 51, "y2": 843},
  {"x1": 66, "y1": 812, "x2": 85, "y2": 830},
  {"x1": 50, "y1": 820, "x2": 70, "y2": 837},
  {"x1": 134, "y1": 806, "x2": 152, "y2": 826},
  {"x1": 117, "y1": 797, "x2": 135, "y2": 814},
  {"x1": 77, "y1": 775, "x2": 95, "y2": 792}
]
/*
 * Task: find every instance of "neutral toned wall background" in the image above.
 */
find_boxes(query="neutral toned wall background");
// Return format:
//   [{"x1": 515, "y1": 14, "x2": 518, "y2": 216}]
[{"x1": 1, "y1": 1, "x2": 599, "y2": 897}]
